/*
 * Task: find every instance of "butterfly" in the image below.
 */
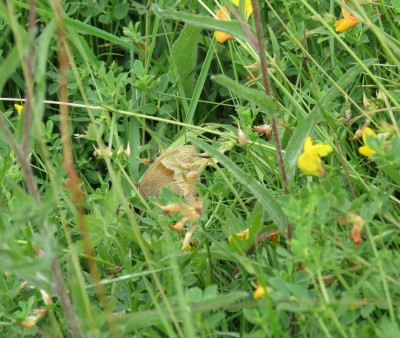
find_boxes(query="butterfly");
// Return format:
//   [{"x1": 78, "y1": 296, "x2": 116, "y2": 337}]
[{"x1": 138, "y1": 145, "x2": 204, "y2": 198}]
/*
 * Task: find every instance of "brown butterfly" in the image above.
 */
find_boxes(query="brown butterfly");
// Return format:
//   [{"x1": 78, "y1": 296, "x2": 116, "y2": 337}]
[{"x1": 138, "y1": 145, "x2": 204, "y2": 199}]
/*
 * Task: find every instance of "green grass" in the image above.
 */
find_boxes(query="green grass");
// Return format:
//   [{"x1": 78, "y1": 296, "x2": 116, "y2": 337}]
[{"x1": 0, "y1": 0, "x2": 399, "y2": 337}]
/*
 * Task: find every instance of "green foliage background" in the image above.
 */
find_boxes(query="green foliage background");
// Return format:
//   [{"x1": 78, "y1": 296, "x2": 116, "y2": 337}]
[{"x1": 0, "y1": 0, "x2": 399, "y2": 337}]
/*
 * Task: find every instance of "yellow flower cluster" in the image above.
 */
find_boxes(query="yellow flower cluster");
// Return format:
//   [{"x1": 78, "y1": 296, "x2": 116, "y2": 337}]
[{"x1": 297, "y1": 127, "x2": 378, "y2": 177}]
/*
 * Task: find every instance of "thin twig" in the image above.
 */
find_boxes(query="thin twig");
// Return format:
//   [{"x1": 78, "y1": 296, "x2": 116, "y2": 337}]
[
  {"x1": 7, "y1": 1, "x2": 84, "y2": 337},
  {"x1": 249, "y1": 1, "x2": 288, "y2": 192},
  {"x1": 250, "y1": 0, "x2": 292, "y2": 239},
  {"x1": 21, "y1": 0, "x2": 36, "y2": 157},
  {"x1": 0, "y1": 97, "x2": 104, "y2": 110},
  {"x1": 0, "y1": 114, "x2": 40, "y2": 202},
  {"x1": 51, "y1": 0, "x2": 120, "y2": 336}
]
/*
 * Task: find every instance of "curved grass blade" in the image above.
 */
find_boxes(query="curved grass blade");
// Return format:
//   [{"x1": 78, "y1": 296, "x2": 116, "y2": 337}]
[
  {"x1": 183, "y1": 40, "x2": 215, "y2": 130},
  {"x1": 152, "y1": 5, "x2": 252, "y2": 44},
  {"x1": 13, "y1": 0, "x2": 137, "y2": 51},
  {"x1": 189, "y1": 137, "x2": 286, "y2": 231},
  {"x1": 212, "y1": 74, "x2": 277, "y2": 115}
]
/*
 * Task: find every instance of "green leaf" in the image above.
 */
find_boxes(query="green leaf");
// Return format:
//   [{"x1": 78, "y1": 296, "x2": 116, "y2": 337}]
[
  {"x1": 169, "y1": 24, "x2": 201, "y2": 98},
  {"x1": 152, "y1": 5, "x2": 252, "y2": 43},
  {"x1": 0, "y1": 46, "x2": 20, "y2": 95},
  {"x1": 0, "y1": 213, "x2": 55, "y2": 290},
  {"x1": 284, "y1": 58, "x2": 377, "y2": 179},
  {"x1": 189, "y1": 137, "x2": 286, "y2": 231},
  {"x1": 67, "y1": 27, "x2": 99, "y2": 67},
  {"x1": 379, "y1": 163, "x2": 400, "y2": 186},
  {"x1": 183, "y1": 40, "x2": 215, "y2": 129},
  {"x1": 114, "y1": 3, "x2": 130, "y2": 20},
  {"x1": 212, "y1": 75, "x2": 277, "y2": 115}
]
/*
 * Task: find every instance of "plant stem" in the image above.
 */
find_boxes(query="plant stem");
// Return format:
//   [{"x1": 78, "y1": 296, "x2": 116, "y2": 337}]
[
  {"x1": 21, "y1": 0, "x2": 36, "y2": 157},
  {"x1": 250, "y1": 0, "x2": 288, "y2": 194},
  {"x1": 51, "y1": 0, "x2": 120, "y2": 336},
  {"x1": 250, "y1": 0, "x2": 291, "y2": 239}
]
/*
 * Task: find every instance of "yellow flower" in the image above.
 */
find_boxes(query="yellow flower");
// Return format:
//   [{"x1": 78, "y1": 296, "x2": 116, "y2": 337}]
[
  {"x1": 334, "y1": 1, "x2": 359, "y2": 32},
  {"x1": 14, "y1": 104, "x2": 23, "y2": 117},
  {"x1": 214, "y1": 0, "x2": 253, "y2": 43},
  {"x1": 297, "y1": 136, "x2": 333, "y2": 177},
  {"x1": 358, "y1": 127, "x2": 376, "y2": 157},
  {"x1": 232, "y1": 0, "x2": 253, "y2": 19},
  {"x1": 214, "y1": 7, "x2": 235, "y2": 43},
  {"x1": 228, "y1": 228, "x2": 249, "y2": 243},
  {"x1": 253, "y1": 281, "x2": 266, "y2": 300}
]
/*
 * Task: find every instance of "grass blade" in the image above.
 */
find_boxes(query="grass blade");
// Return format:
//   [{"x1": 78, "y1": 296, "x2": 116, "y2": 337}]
[
  {"x1": 183, "y1": 40, "x2": 215, "y2": 129},
  {"x1": 189, "y1": 137, "x2": 286, "y2": 231},
  {"x1": 152, "y1": 5, "x2": 252, "y2": 44},
  {"x1": 212, "y1": 74, "x2": 277, "y2": 115}
]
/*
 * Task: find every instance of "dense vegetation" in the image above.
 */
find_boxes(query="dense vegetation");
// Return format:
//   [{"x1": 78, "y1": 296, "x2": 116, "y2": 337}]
[{"x1": 0, "y1": 0, "x2": 399, "y2": 337}]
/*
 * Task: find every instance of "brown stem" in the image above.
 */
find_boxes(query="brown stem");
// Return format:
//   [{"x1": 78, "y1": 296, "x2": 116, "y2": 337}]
[
  {"x1": 5, "y1": 2, "x2": 84, "y2": 337},
  {"x1": 51, "y1": 0, "x2": 120, "y2": 336},
  {"x1": 250, "y1": 1, "x2": 272, "y2": 97},
  {"x1": 21, "y1": 0, "x2": 36, "y2": 157},
  {"x1": 250, "y1": 7, "x2": 296, "y2": 336},
  {"x1": 250, "y1": 0, "x2": 291, "y2": 240},
  {"x1": 51, "y1": 260, "x2": 84, "y2": 338},
  {"x1": 0, "y1": 115, "x2": 39, "y2": 203},
  {"x1": 250, "y1": 0, "x2": 288, "y2": 193}
]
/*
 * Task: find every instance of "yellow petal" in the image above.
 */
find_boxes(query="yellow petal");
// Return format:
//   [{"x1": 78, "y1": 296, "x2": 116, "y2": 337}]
[
  {"x1": 215, "y1": 30, "x2": 234, "y2": 43},
  {"x1": 312, "y1": 144, "x2": 333, "y2": 157},
  {"x1": 215, "y1": 6, "x2": 234, "y2": 43},
  {"x1": 361, "y1": 127, "x2": 376, "y2": 144},
  {"x1": 303, "y1": 136, "x2": 314, "y2": 152},
  {"x1": 298, "y1": 137, "x2": 332, "y2": 176},
  {"x1": 341, "y1": 6, "x2": 351, "y2": 19},
  {"x1": 14, "y1": 104, "x2": 23, "y2": 116},
  {"x1": 297, "y1": 152, "x2": 323, "y2": 176},
  {"x1": 335, "y1": 1, "x2": 359, "y2": 32},
  {"x1": 334, "y1": 18, "x2": 346, "y2": 31},
  {"x1": 228, "y1": 228, "x2": 249, "y2": 243},
  {"x1": 19, "y1": 317, "x2": 37, "y2": 328},
  {"x1": 359, "y1": 145, "x2": 376, "y2": 157},
  {"x1": 358, "y1": 127, "x2": 377, "y2": 157},
  {"x1": 216, "y1": 6, "x2": 230, "y2": 21},
  {"x1": 232, "y1": 0, "x2": 253, "y2": 19},
  {"x1": 253, "y1": 283, "x2": 266, "y2": 299}
]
